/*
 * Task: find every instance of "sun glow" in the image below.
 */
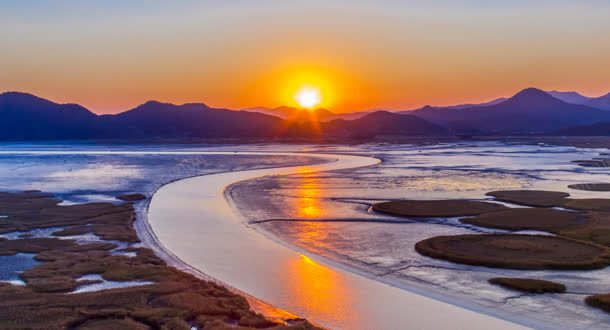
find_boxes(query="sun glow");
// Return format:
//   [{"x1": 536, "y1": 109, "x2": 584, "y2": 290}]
[{"x1": 295, "y1": 86, "x2": 321, "y2": 109}]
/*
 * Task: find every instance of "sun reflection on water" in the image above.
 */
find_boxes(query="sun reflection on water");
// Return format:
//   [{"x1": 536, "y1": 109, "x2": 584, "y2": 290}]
[
  {"x1": 284, "y1": 254, "x2": 353, "y2": 323},
  {"x1": 294, "y1": 170, "x2": 324, "y2": 219}
]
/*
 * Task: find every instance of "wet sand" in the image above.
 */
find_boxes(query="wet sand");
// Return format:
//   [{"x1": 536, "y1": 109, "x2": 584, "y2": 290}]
[{"x1": 146, "y1": 152, "x2": 529, "y2": 329}]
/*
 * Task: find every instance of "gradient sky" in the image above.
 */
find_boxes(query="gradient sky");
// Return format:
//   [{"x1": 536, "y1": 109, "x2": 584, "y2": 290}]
[{"x1": 2, "y1": 1, "x2": 610, "y2": 114}]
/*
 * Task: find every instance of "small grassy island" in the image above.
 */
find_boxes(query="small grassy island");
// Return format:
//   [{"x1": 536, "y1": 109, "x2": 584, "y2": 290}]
[
  {"x1": 568, "y1": 183, "x2": 610, "y2": 192},
  {"x1": 414, "y1": 234, "x2": 610, "y2": 270},
  {"x1": 586, "y1": 294, "x2": 610, "y2": 313},
  {"x1": 116, "y1": 193, "x2": 148, "y2": 201},
  {"x1": 372, "y1": 199, "x2": 507, "y2": 217},
  {"x1": 373, "y1": 189, "x2": 610, "y2": 315},
  {"x1": 485, "y1": 190, "x2": 570, "y2": 207},
  {"x1": 488, "y1": 278, "x2": 566, "y2": 294}
]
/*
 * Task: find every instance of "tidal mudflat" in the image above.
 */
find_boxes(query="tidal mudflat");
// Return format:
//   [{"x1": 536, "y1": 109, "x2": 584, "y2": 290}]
[
  {"x1": 0, "y1": 144, "x2": 327, "y2": 328},
  {"x1": 0, "y1": 190, "x2": 317, "y2": 328},
  {"x1": 148, "y1": 151, "x2": 522, "y2": 329},
  {"x1": 232, "y1": 142, "x2": 610, "y2": 329},
  {"x1": 3, "y1": 142, "x2": 610, "y2": 329}
]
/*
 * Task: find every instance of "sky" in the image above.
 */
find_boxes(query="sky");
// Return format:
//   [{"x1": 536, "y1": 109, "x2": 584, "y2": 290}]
[{"x1": 2, "y1": 1, "x2": 610, "y2": 114}]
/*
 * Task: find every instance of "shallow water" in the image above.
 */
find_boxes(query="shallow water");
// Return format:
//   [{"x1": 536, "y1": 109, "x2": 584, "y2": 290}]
[
  {"x1": 232, "y1": 142, "x2": 610, "y2": 329},
  {"x1": 0, "y1": 254, "x2": 38, "y2": 284},
  {"x1": 69, "y1": 274, "x2": 154, "y2": 294},
  {"x1": 1, "y1": 142, "x2": 609, "y2": 329},
  {"x1": 148, "y1": 152, "x2": 525, "y2": 329}
]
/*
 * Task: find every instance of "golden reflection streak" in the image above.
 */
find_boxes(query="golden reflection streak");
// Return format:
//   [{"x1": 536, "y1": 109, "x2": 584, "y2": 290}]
[
  {"x1": 293, "y1": 168, "x2": 323, "y2": 219},
  {"x1": 284, "y1": 254, "x2": 352, "y2": 320},
  {"x1": 281, "y1": 170, "x2": 356, "y2": 322}
]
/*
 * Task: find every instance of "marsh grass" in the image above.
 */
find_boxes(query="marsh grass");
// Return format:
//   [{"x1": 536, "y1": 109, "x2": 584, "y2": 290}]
[
  {"x1": 488, "y1": 278, "x2": 566, "y2": 294},
  {"x1": 0, "y1": 191, "x2": 316, "y2": 329},
  {"x1": 372, "y1": 199, "x2": 507, "y2": 217}
]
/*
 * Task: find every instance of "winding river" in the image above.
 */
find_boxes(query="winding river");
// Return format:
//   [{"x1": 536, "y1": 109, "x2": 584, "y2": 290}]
[{"x1": 147, "y1": 152, "x2": 526, "y2": 329}]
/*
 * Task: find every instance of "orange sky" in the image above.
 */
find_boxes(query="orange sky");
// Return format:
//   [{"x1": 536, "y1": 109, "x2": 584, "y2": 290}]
[{"x1": 1, "y1": 1, "x2": 610, "y2": 114}]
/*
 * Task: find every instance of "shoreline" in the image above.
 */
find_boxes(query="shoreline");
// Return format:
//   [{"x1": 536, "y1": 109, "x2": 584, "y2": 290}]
[
  {"x1": 132, "y1": 152, "x2": 341, "y2": 324},
  {"x1": 135, "y1": 186, "x2": 303, "y2": 324},
  {"x1": 144, "y1": 151, "x2": 532, "y2": 329},
  {"x1": 225, "y1": 182, "x2": 560, "y2": 330}
]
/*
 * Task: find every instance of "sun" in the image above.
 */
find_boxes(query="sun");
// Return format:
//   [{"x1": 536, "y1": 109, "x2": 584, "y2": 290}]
[{"x1": 295, "y1": 86, "x2": 321, "y2": 109}]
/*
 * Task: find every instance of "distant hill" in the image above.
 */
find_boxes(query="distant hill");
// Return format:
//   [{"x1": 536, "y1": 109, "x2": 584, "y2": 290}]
[
  {"x1": 243, "y1": 106, "x2": 336, "y2": 122},
  {"x1": 547, "y1": 91, "x2": 592, "y2": 105},
  {"x1": 586, "y1": 93, "x2": 610, "y2": 111},
  {"x1": 548, "y1": 90, "x2": 610, "y2": 111},
  {"x1": 243, "y1": 106, "x2": 371, "y2": 122},
  {"x1": 0, "y1": 92, "x2": 446, "y2": 140},
  {"x1": 5, "y1": 89, "x2": 610, "y2": 140},
  {"x1": 553, "y1": 122, "x2": 610, "y2": 136},
  {"x1": 324, "y1": 111, "x2": 449, "y2": 138},
  {"x1": 397, "y1": 97, "x2": 507, "y2": 114},
  {"x1": 0, "y1": 92, "x2": 106, "y2": 140},
  {"x1": 103, "y1": 101, "x2": 282, "y2": 138},
  {"x1": 411, "y1": 88, "x2": 610, "y2": 134}
]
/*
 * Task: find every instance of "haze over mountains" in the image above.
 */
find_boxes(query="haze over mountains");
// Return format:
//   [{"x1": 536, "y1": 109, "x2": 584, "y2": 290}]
[
  {"x1": 2, "y1": 88, "x2": 610, "y2": 140},
  {"x1": 242, "y1": 106, "x2": 371, "y2": 122},
  {"x1": 548, "y1": 91, "x2": 610, "y2": 111}
]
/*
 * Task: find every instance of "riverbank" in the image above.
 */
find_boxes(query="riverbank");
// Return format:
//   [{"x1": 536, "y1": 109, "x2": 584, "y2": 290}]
[
  {"x1": 145, "y1": 151, "x2": 529, "y2": 329},
  {"x1": 0, "y1": 190, "x2": 316, "y2": 329}
]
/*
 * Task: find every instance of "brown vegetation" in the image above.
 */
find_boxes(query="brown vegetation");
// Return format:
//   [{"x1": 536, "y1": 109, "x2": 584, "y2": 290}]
[
  {"x1": 372, "y1": 199, "x2": 507, "y2": 217},
  {"x1": 461, "y1": 209, "x2": 610, "y2": 247},
  {"x1": 486, "y1": 190, "x2": 610, "y2": 212},
  {"x1": 488, "y1": 277, "x2": 566, "y2": 294},
  {"x1": 586, "y1": 294, "x2": 610, "y2": 313},
  {"x1": 485, "y1": 190, "x2": 569, "y2": 207},
  {"x1": 0, "y1": 191, "x2": 317, "y2": 329},
  {"x1": 461, "y1": 208, "x2": 584, "y2": 232},
  {"x1": 562, "y1": 199, "x2": 610, "y2": 212},
  {"x1": 0, "y1": 191, "x2": 139, "y2": 242},
  {"x1": 116, "y1": 193, "x2": 147, "y2": 201},
  {"x1": 415, "y1": 234, "x2": 610, "y2": 270},
  {"x1": 568, "y1": 183, "x2": 610, "y2": 192},
  {"x1": 572, "y1": 159, "x2": 610, "y2": 168}
]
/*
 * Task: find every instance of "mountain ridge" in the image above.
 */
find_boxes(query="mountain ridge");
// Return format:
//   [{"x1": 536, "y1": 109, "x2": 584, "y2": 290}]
[
  {"x1": 410, "y1": 88, "x2": 610, "y2": 134},
  {"x1": 4, "y1": 88, "x2": 610, "y2": 140}
]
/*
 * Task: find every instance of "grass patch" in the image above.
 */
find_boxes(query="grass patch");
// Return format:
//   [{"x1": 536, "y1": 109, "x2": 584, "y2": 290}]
[
  {"x1": 586, "y1": 294, "x2": 610, "y2": 313},
  {"x1": 485, "y1": 190, "x2": 570, "y2": 207},
  {"x1": 0, "y1": 191, "x2": 317, "y2": 329},
  {"x1": 116, "y1": 193, "x2": 147, "y2": 202},
  {"x1": 415, "y1": 234, "x2": 610, "y2": 270},
  {"x1": 568, "y1": 183, "x2": 610, "y2": 192},
  {"x1": 372, "y1": 199, "x2": 507, "y2": 217},
  {"x1": 461, "y1": 208, "x2": 583, "y2": 232},
  {"x1": 488, "y1": 277, "x2": 566, "y2": 293}
]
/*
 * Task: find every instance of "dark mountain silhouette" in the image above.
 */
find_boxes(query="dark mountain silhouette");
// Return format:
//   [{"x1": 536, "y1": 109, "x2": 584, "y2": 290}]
[
  {"x1": 243, "y1": 106, "x2": 371, "y2": 122},
  {"x1": 4, "y1": 89, "x2": 610, "y2": 140},
  {"x1": 324, "y1": 111, "x2": 449, "y2": 138},
  {"x1": 103, "y1": 101, "x2": 282, "y2": 138},
  {"x1": 243, "y1": 106, "x2": 335, "y2": 121},
  {"x1": 397, "y1": 97, "x2": 507, "y2": 114},
  {"x1": 547, "y1": 91, "x2": 591, "y2": 105},
  {"x1": 553, "y1": 122, "x2": 610, "y2": 136},
  {"x1": 411, "y1": 88, "x2": 610, "y2": 134},
  {"x1": 0, "y1": 92, "x2": 107, "y2": 140},
  {"x1": 0, "y1": 92, "x2": 447, "y2": 140},
  {"x1": 547, "y1": 90, "x2": 610, "y2": 111},
  {"x1": 586, "y1": 93, "x2": 610, "y2": 111}
]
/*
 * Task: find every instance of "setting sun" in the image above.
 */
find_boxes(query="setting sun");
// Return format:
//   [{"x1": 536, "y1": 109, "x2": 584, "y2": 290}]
[{"x1": 295, "y1": 87, "x2": 321, "y2": 109}]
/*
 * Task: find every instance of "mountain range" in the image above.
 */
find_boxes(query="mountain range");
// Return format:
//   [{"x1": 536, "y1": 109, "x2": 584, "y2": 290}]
[
  {"x1": 408, "y1": 88, "x2": 610, "y2": 134},
  {"x1": 242, "y1": 106, "x2": 371, "y2": 122},
  {"x1": 548, "y1": 91, "x2": 610, "y2": 111},
  {"x1": 2, "y1": 87, "x2": 610, "y2": 140}
]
